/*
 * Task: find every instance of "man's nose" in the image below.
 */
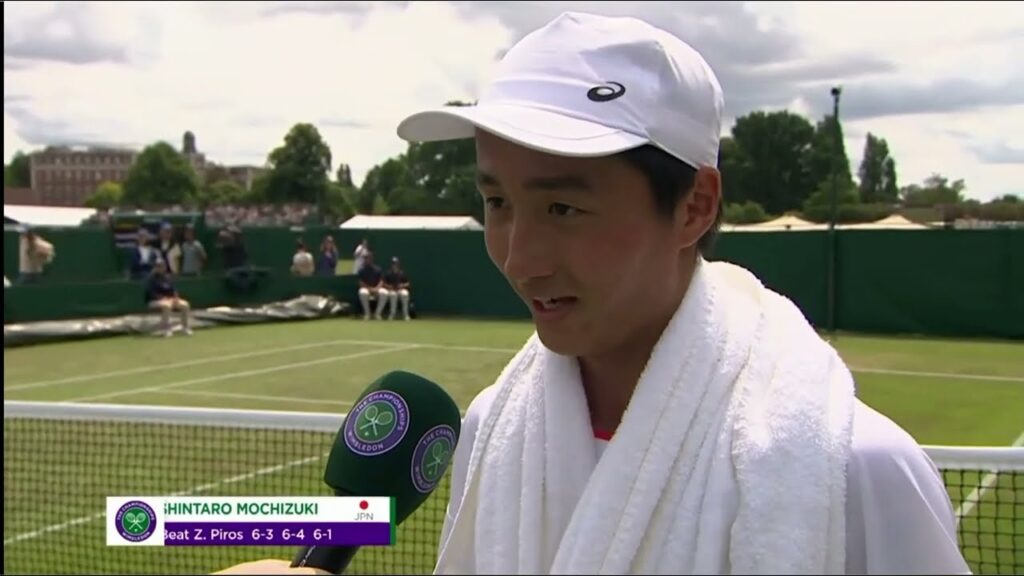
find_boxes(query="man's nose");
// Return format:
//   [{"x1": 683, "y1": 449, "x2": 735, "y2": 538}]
[{"x1": 501, "y1": 216, "x2": 555, "y2": 283}]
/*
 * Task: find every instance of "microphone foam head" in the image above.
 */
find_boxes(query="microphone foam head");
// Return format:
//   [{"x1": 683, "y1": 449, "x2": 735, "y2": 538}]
[{"x1": 324, "y1": 370, "x2": 462, "y2": 526}]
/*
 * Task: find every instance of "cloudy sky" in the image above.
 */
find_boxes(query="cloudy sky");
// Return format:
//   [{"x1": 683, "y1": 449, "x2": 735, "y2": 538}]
[{"x1": 5, "y1": 1, "x2": 1023, "y2": 201}]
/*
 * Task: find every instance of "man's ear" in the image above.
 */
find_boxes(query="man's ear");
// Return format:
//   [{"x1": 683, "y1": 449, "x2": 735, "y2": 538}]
[{"x1": 673, "y1": 166, "x2": 721, "y2": 250}]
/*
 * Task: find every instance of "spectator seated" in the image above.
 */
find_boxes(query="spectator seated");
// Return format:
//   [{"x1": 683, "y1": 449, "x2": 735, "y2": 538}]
[
  {"x1": 356, "y1": 255, "x2": 388, "y2": 320},
  {"x1": 383, "y1": 256, "x2": 414, "y2": 321},
  {"x1": 145, "y1": 260, "x2": 193, "y2": 337}
]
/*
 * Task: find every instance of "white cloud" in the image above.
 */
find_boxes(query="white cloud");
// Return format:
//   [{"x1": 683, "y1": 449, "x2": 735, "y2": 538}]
[
  {"x1": 845, "y1": 105, "x2": 1024, "y2": 201},
  {"x1": 4, "y1": 1, "x2": 510, "y2": 185},
  {"x1": 4, "y1": 112, "x2": 29, "y2": 161},
  {"x1": 4, "y1": 1, "x2": 1021, "y2": 200},
  {"x1": 747, "y1": 1, "x2": 1024, "y2": 199},
  {"x1": 749, "y1": 1, "x2": 1024, "y2": 84}
]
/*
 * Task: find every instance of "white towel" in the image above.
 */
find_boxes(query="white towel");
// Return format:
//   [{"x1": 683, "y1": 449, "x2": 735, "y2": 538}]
[{"x1": 435, "y1": 259, "x2": 856, "y2": 575}]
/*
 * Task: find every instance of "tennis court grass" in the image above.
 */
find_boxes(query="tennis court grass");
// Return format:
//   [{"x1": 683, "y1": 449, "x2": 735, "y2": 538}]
[{"x1": 4, "y1": 318, "x2": 1022, "y2": 574}]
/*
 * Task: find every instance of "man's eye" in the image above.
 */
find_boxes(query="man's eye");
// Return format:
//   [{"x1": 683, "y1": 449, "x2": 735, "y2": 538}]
[
  {"x1": 549, "y1": 203, "x2": 581, "y2": 216},
  {"x1": 484, "y1": 197, "x2": 504, "y2": 210}
]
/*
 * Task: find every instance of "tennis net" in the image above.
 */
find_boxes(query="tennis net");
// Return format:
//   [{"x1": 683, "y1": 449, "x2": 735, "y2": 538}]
[{"x1": 4, "y1": 401, "x2": 1022, "y2": 575}]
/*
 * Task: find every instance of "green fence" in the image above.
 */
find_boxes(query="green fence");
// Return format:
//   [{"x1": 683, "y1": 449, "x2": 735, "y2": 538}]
[{"x1": 5, "y1": 226, "x2": 1022, "y2": 339}]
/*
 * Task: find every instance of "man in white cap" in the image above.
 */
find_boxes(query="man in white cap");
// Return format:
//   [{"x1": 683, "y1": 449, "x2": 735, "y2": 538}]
[
  {"x1": 214, "y1": 11, "x2": 968, "y2": 576},
  {"x1": 399, "y1": 11, "x2": 968, "y2": 576}
]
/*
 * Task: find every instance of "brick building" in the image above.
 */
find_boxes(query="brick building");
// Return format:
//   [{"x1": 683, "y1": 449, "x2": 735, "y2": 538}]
[
  {"x1": 29, "y1": 146, "x2": 137, "y2": 206},
  {"x1": 3, "y1": 187, "x2": 40, "y2": 206},
  {"x1": 27, "y1": 131, "x2": 210, "y2": 207}
]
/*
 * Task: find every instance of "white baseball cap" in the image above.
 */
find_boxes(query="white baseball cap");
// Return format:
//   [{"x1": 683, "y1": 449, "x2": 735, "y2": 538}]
[{"x1": 396, "y1": 11, "x2": 724, "y2": 169}]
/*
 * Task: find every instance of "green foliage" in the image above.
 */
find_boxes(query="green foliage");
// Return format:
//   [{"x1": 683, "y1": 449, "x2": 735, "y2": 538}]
[
  {"x1": 202, "y1": 180, "x2": 250, "y2": 207},
  {"x1": 806, "y1": 114, "x2": 855, "y2": 197},
  {"x1": 858, "y1": 133, "x2": 899, "y2": 203},
  {"x1": 801, "y1": 174, "x2": 866, "y2": 222},
  {"x1": 121, "y1": 142, "x2": 199, "y2": 206},
  {"x1": 724, "y1": 111, "x2": 816, "y2": 214},
  {"x1": 944, "y1": 197, "x2": 1024, "y2": 222},
  {"x1": 901, "y1": 174, "x2": 966, "y2": 207},
  {"x1": 372, "y1": 193, "x2": 390, "y2": 215},
  {"x1": 324, "y1": 182, "x2": 356, "y2": 221},
  {"x1": 265, "y1": 123, "x2": 332, "y2": 205},
  {"x1": 5, "y1": 151, "x2": 31, "y2": 187},
  {"x1": 83, "y1": 181, "x2": 124, "y2": 209},
  {"x1": 723, "y1": 201, "x2": 769, "y2": 224}
]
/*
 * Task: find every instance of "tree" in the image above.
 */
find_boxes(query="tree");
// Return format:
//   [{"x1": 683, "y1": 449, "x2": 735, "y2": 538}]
[
  {"x1": 336, "y1": 164, "x2": 353, "y2": 188},
  {"x1": 978, "y1": 196, "x2": 1024, "y2": 221},
  {"x1": 324, "y1": 182, "x2": 357, "y2": 221},
  {"x1": 857, "y1": 133, "x2": 899, "y2": 203},
  {"x1": 882, "y1": 157, "x2": 899, "y2": 203},
  {"x1": 358, "y1": 156, "x2": 424, "y2": 214},
  {"x1": 727, "y1": 111, "x2": 817, "y2": 214},
  {"x1": 807, "y1": 114, "x2": 855, "y2": 200},
  {"x1": 322, "y1": 163, "x2": 359, "y2": 223},
  {"x1": 723, "y1": 200, "x2": 768, "y2": 224},
  {"x1": 83, "y1": 181, "x2": 124, "y2": 209},
  {"x1": 202, "y1": 164, "x2": 234, "y2": 187},
  {"x1": 900, "y1": 174, "x2": 966, "y2": 207},
  {"x1": 202, "y1": 180, "x2": 250, "y2": 207},
  {"x1": 5, "y1": 151, "x2": 31, "y2": 187},
  {"x1": 121, "y1": 142, "x2": 200, "y2": 206},
  {"x1": 801, "y1": 173, "x2": 861, "y2": 222},
  {"x1": 404, "y1": 138, "x2": 480, "y2": 217},
  {"x1": 249, "y1": 172, "x2": 271, "y2": 204},
  {"x1": 717, "y1": 136, "x2": 753, "y2": 205},
  {"x1": 265, "y1": 123, "x2": 332, "y2": 205}
]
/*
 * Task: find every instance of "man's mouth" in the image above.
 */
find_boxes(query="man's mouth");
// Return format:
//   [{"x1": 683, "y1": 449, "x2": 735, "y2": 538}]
[{"x1": 531, "y1": 297, "x2": 578, "y2": 312}]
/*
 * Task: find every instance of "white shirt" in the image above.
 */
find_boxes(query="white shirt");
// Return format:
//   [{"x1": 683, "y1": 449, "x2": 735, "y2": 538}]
[
  {"x1": 292, "y1": 251, "x2": 314, "y2": 276},
  {"x1": 353, "y1": 244, "x2": 369, "y2": 273},
  {"x1": 442, "y1": 385, "x2": 970, "y2": 575}
]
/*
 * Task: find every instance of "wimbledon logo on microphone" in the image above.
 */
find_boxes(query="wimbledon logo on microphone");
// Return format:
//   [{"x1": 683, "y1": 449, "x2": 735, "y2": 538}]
[
  {"x1": 411, "y1": 424, "x2": 455, "y2": 493},
  {"x1": 344, "y1": 390, "x2": 410, "y2": 456}
]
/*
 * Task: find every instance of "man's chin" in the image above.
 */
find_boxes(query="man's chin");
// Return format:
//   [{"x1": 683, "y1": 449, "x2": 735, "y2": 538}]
[{"x1": 534, "y1": 327, "x2": 587, "y2": 357}]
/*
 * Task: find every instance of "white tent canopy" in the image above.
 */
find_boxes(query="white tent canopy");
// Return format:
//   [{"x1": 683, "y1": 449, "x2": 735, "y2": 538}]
[
  {"x1": 838, "y1": 214, "x2": 931, "y2": 230},
  {"x1": 724, "y1": 214, "x2": 828, "y2": 232},
  {"x1": 339, "y1": 215, "x2": 483, "y2": 231},
  {"x1": 4, "y1": 204, "x2": 96, "y2": 228}
]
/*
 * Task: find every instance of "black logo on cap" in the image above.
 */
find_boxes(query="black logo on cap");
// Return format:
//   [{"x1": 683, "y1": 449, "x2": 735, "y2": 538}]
[{"x1": 587, "y1": 82, "x2": 626, "y2": 102}]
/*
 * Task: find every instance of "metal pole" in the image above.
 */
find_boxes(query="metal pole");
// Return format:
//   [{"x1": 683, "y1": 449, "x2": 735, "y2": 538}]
[{"x1": 827, "y1": 86, "x2": 842, "y2": 336}]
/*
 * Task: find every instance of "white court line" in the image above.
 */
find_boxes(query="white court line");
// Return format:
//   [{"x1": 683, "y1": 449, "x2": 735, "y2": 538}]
[
  {"x1": 160, "y1": 389, "x2": 354, "y2": 407},
  {"x1": 955, "y1": 429, "x2": 1024, "y2": 520},
  {"x1": 158, "y1": 389, "x2": 468, "y2": 418},
  {"x1": 329, "y1": 340, "x2": 1024, "y2": 383},
  {"x1": 66, "y1": 345, "x2": 420, "y2": 403},
  {"x1": 3, "y1": 452, "x2": 327, "y2": 546},
  {"x1": 852, "y1": 367, "x2": 1024, "y2": 383},
  {"x1": 5, "y1": 337, "x2": 394, "y2": 392},
  {"x1": 9, "y1": 335, "x2": 1022, "y2": 396}
]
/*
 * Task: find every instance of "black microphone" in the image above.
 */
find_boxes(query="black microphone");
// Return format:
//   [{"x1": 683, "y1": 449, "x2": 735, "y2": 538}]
[{"x1": 291, "y1": 370, "x2": 462, "y2": 573}]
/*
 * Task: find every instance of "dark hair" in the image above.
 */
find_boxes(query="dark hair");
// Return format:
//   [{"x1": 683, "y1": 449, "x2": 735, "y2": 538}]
[{"x1": 617, "y1": 145, "x2": 723, "y2": 256}]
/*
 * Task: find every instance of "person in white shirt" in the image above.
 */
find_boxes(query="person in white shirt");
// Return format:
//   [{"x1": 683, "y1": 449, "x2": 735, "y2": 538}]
[
  {"x1": 213, "y1": 11, "x2": 970, "y2": 576},
  {"x1": 18, "y1": 227, "x2": 55, "y2": 284},
  {"x1": 290, "y1": 239, "x2": 315, "y2": 277},
  {"x1": 352, "y1": 238, "x2": 370, "y2": 274}
]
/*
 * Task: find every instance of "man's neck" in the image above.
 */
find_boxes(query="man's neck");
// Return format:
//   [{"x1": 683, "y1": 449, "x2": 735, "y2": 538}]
[
  {"x1": 577, "y1": 257, "x2": 699, "y2": 435},
  {"x1": 578, "y1": 343, "x2": 655, "y2": 434}
]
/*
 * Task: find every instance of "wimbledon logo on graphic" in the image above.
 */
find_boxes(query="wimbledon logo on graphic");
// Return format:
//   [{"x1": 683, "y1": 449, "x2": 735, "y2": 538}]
[
  {"x1": 411, "y1": 424, "x2": 455, "y2": 493},
  {"x1": 345, "y1": 390, "x2": 409, "y2": 456},
  {"x1": 115, "y1": 500, "x2": 157, "y2": 543}
]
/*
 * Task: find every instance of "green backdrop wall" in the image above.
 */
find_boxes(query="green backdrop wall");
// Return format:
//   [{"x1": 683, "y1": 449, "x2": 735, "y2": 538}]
[{"x1": 5, "y1": 226, "x2": 1022, "y2": 339}]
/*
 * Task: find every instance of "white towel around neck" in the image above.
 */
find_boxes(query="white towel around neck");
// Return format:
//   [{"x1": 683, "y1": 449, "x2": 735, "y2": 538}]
[{"x1": 435, "y1": 258, "x2": 856, "y2": 575}]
